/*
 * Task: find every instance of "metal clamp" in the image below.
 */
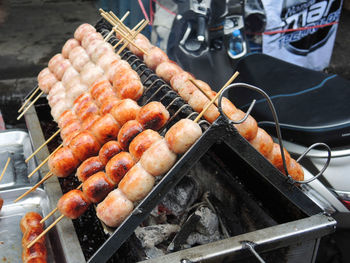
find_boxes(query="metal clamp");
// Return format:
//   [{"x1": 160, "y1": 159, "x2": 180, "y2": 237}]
[
  {"x1": 217, "y1": 83, "x2": 289, "y2": 176},
  {"x1": 241, "y1": 241, "x2": 266, "y2": 263},
  {"x1": 293, "y1": 142, "x2": 331, "y2": 184}
]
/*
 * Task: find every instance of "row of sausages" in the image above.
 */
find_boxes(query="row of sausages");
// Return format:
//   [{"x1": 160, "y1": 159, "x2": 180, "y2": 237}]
[
  {"x1": 20, "y1": 212, "x2": 47, "y2": 263},
  {"x1": 57, "y1": 118, "x2": 202, "y2": 226},
  {"x1": 108, "y1": 26, "x2": 304, "y2": 181}
]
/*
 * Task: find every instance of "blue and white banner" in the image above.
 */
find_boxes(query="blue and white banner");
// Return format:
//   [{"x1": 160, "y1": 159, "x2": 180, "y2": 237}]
[{"x1": 262, "y1": 0, "x2": 342, "y2": 70}]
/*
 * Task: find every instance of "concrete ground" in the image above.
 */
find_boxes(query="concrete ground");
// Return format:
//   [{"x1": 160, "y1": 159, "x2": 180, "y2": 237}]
[{"x1": 0, "y1": 0, "x2": 349, "y2": 262}]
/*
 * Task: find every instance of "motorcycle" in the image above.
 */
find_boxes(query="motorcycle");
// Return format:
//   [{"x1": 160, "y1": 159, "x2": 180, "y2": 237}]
[{"x1": 167, "y1": 0, "x2": 350, "y2": 228}]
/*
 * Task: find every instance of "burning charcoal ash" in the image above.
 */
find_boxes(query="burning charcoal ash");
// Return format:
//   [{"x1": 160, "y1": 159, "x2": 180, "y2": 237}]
[
  {"x1": 134, "y1": 224, "x2": 180, "y2": 249},
  {"x1": 158, "y1": 176, "x2": 200, "y2": 217},
  {"x1": 168, "y1": 204, "x2": 222, "y2": 252},
  {"x1": 186, "y1": 206, "x2": 221, "y2": 246}
]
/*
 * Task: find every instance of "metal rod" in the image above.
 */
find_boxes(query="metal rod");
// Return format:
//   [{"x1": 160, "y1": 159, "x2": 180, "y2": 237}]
[
  {"x1": 242, "y1": 241, "x2": 266, "y2": 263},
  {"x1": 293, "y1": 142, "x2": 331, "y2": 184},
  {"x1": 218, "y1": 83, "x2": 289, "y2": 177}
]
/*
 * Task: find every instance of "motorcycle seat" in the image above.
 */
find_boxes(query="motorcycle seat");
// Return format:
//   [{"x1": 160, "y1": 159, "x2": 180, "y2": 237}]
[{"x1": 227, "y1": 53, "x2": 350, "y2": 148}]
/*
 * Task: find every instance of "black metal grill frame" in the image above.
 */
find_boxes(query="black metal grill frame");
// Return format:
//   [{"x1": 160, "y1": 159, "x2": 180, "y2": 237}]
[{"x1": 84, "y1": 19, "x2": 323, "y2": 263}]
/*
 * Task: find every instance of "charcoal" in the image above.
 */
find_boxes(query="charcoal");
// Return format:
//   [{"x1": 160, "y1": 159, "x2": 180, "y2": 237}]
[
  {"x1": 186, "y1": 206, "x2": 221, "y2": 246},
  {"x1": 195, "y1": 206, "x2": 219, "y2": 236},
  {"x1": 159, "y1": 176, "x2": 199, "y2": 217},
  {"x1": 135, "y1": 224, "x2": 180, "y2": 248}
]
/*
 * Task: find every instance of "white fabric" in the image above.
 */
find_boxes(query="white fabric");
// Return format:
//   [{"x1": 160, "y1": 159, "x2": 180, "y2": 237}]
[{"x1": 262, "y1": 0, "x2": 342, "y2": 70}]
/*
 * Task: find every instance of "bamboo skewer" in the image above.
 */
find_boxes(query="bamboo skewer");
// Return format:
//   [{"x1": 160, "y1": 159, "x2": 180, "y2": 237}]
[
  {"x1": 100, "y1": 11, "x2": 149, "y2": 55},
  {"x1": 0, "y1": 157, "x2": 11, "y2": 183},
  {"x1": 25, "y1": 129, "x2": 61, "y2": 163},
  {"x1": 114, "y1": 24, "x2": 149, "y2": 55},
  {"x1": 27, "y1": 143, "x2": 63, "y2": 179},
  {"x1": 194, "y1": 72, "x2": 239, "y2": 123},
  {"x1": 17, "y1": 91, "x2": 44, "y2": 120},
  {"x1": 27, "y1": 214, "x2": 65, "y2": 248},
  {"x1": 111, "y1": 19, "x2": 145, "y2": 49},
  {"x1": 14, "y1": 171, "x2": 53, "y2": 203},
  {"x1": 104, "y1": 11, "x2": 130, "y2": 41},
  {"x1": 40, "y1": 183, "x2": 83, "y2": 224},
  {"x1": 189, "y1": 79, "x2": 219, "y2": 107},
  {"x1": 18, "y1": 87, "x2": 40, "y2": 113}
]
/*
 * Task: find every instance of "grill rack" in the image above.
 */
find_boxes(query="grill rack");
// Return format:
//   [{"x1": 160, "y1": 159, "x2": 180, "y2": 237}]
[{"x1": 81, "y1": 19, "x2": 327, "y2": 263}]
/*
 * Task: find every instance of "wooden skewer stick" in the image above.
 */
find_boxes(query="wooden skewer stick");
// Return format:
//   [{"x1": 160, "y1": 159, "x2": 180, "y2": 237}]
[
  {"x1": 27, "y1": 143, "x2": 63, "y2": 178},
  {"x1": 194, "y1": 72, "x2": 239, "y2": 123},
  {"x1": 99, "y1": 9, "x2": 131, "y2": 37},
  {"x1": 40, "y1": 183, "x2": 83, "y2": 224},
  {"x1": 14, "y1": 171, "x2": 53, "y2": 203},
  {"x1": 114, "y1": 24, "x2": 149, "y2": 55},
  {"x1": 189, "y1": 79, "x2": 219, "y2": 107},
  {"x1": 18, "y1": 87, "x2": 40, "y2": 113},
  {"x1": 104, "y1": 11, "x2": 130, "y2": 41},
  {"x1": 17, "y1": 90, "x2": 44, "y2": 120},
  {"x1": 0, "y1": 157, "x2": 11, "y2": 183},
  {"x1": 112, "y1": 19, "x2": 145, "y2": 50},
  {"x1": 25, "y1": 129, "x2": 61, "y2": 163},
  {"x1": 115, "y1": 20, "x2": 149, "y2": 55},
  {"x1": 109, "y1": 11, "x2": 135, "y2": 37},
  {"x1": 27, "y1": 214, "x2": 65, "y2": 249}
]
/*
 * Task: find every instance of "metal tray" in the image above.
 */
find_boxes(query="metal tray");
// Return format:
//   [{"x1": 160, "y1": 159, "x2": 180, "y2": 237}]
[{"x1": 0, "y1": 106, "x2": 85, "y2": 262}]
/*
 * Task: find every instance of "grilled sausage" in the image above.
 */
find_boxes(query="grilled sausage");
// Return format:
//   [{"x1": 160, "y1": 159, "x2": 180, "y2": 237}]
[
  {"x1": 105, "y1": 152, "x2": 135, "y2": 185},
  {"x1": 82, "y1": 171, "x2": 115, "y2": 203},
  {"x1": 80, "y1": 62, "x2": 104, "y2": 87},
  {"x1": 89, "y1": 114, "x2": 120, "y2": 144},
  {"x1": 100, "y1": 97, "x2": 121, "y2": 115},
  {"x1": 81, "y1": 114, "x2": 100, "y2": 130},
  {"x1": 69, "y1": 46, "x2": 90, "y2": 72},
  {"x1": 118, "y1": 162, "x2": 155, "y2": 202},
  {"x1": 140, "y1": 139, "x2": 177, "y2": 177},
  {"x1": 76, "y1": 156, "x2": 104, "y2": 182},
  {"x1": 249, "y1": 128, "x2": 274, "y2": 158},
  {"x1": 110, "y1": 99, "x2": 140, "y2": 126},
  {"x1": 22, "y1": 227, "x2": 45, "y2": 247},
  {"x1": 20, "y1": 212, "x2": 43, "y2": 233},
  {"x1": 136, "y1": 101, "x2": 169, "y2": 130},
  {"x1": 74, "y1": 23, "x2": 96, "y2": 42},
  {"x1": 75, "y1": 101, "x2": 99, "y2": 121},
  {"x1": 128, "y1": 33, "x2": 152, "y2": 57},
  {"x1": 62, "y1": 38, "x2": 80, "y2": 58},
  {"x1": 96, "y1": 189, "x2": 134, "y2": 228},
  {"x1": 22, "y1": 242, "x2": 47, "y2": 263},
  {"x1": 38, "y1": 72, "x2": 58, "y2": 93},
  {"x1": 267, "y1": 143, "x2": 291, "y2": 173},
  {"x1": 287, "y1": 158, "x2": 304, "y2": 181},
  {"x1": 37, "y1": 67, "x2": 51, "y2": 83},
  {"x1": 143, "y1": 46, "x2": 169, "y2": 70},
  {"x1": 117, "y1": 120, "x2": 144, "y2": 150},
  {"x1": 91, "y1": 41, "x2": 114, "y2": 63},
  {"x1": 165, "y1": 119, "x2": 202, "y2": 154},
  {"x1": 53, "y1": 59, "x2": 71, "y2": 80},
  {"x1": 48, "y1": 53, "x2": 64, "y2": 73},
  {"x1": 97, "y1": 52, "x2": 120, "y2": 72},
  {"x1": 48, "y1": 147, "x2": 80, "y2": 178},
  {"x1": 60, "y1": 120, "x2": 81, "y2": 141},
  {"x1": 81, "y1": 31, "x2": 103, "y2": 49},
  {"x1": 57, "y1": 190, "x2": 91, "y2": 219},
  {"x1": 129, "y1": 129, "x2": 162, "y2": 161},
  {"x1": 228, "y1": 110, "x2": 258, "y2": 141},
  {"x1": 68, "y1": 131, "x2": 101, "y2": 162},
  {"x1": 98, "y1": 140, "x2": 123, "y2": 166},
  {"x1": 61, "y1": 66, "x2": 79, "y2": 86},
  {"x1": 156, "y1": 61, "x2": 183, "y2": 83}
]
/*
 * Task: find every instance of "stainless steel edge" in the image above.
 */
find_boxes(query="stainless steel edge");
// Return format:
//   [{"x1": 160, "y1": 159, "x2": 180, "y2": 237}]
[
  {"x1": 140, "y1": 213, "x2": 336, "y2": 263},
  {"x1": 24, "y1": 105, "x2": 86, "y2": 263}
]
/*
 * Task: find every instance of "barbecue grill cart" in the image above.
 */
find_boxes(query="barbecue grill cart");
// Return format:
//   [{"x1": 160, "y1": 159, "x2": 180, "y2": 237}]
[{"x1": 0, "y1": 19, "x2": 336, "y2": 263}]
